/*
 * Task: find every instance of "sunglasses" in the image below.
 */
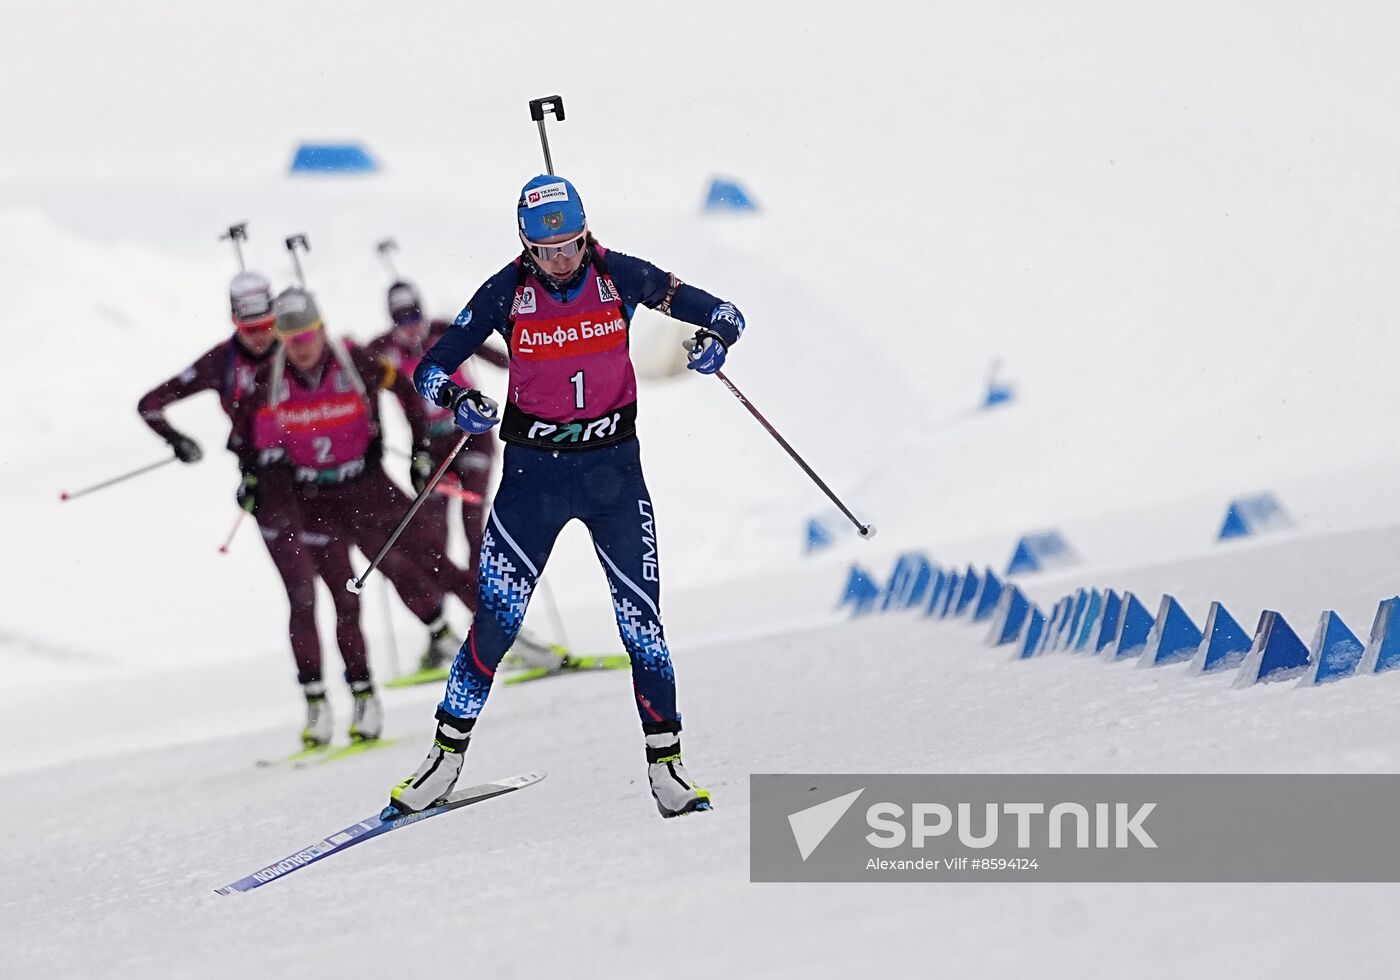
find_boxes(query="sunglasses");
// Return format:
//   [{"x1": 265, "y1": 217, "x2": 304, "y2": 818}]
[
  {"x1": 279, "y1": 323, "x2": 324, "y2": 346},
  {"x1": 236, "y1": 315, "x2": 276, "y2": 335},
  {"x1": 523, "y1": 230, "x2": 587, "y2": 262}
]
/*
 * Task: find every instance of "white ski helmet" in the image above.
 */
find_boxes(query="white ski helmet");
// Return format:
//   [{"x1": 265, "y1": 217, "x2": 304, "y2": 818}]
[{"x1": 229, "y1": 271, "x2": 274, "y2": 323}]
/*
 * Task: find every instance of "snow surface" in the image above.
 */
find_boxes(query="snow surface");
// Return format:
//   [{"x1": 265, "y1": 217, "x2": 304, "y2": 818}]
[{"x1": 4, "y1": 1, "x2": 1400, "y2": 976}]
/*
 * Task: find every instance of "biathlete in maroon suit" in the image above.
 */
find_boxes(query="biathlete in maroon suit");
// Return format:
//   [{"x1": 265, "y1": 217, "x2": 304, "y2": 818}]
[
  {"x1": 388, "y1": 174, "x2": 746, "y2": 820},
  {"x1": 232, "y1": 288, "x2": 481, "y2": 684},
  {"x1": 137, "y1": 271, "x2": 378, "y2": 748},
  {"x1": 365, "y1": 282, "x2": 510, "y2": 668}
]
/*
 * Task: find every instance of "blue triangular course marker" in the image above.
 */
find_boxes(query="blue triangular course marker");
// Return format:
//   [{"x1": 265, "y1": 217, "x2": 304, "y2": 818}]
[
  {"x1": 1018, "y1": 607, "x2": 1047, "y2": 659},
  {"x1": 1073, "y1": 590, "x2": 1104, "y2": 651},
  {"x1": 988, "y1": 586, "x2": 1030, "y2": 646},
  {"x1": 703, "y1": 178, "x2": 758, "y2": 212},
  {"x1": 1054, "y1": 592, "x2": 1082, "y2": 650},
  {"x1": 1232, "y1": 611, "x2": 1311, "y2": 686},
  {"x1": 1218, "y1": 504, "x2": 1251, "y2": 540},
  {"x1": 1005, "y1": 531, "x2": 1077, "y2": 577},
  {"x1": 971, "y1": 569, "x2": 1004, "y2": 622},
  {"x1": 1301, "y1": 611, "x2": 1364, "y2": 686},
  {"x1": 1006, "y1": 539, "x2": 1039, "y2": 575},
  {"x1": 1095, "y1": 590, "x2": 1123, "y2": 654},
  {"x1": 290, "y1": 143, "x2": 378, "y2": 173},
  {"x1": 882, "y1": 552, "x2": 934, "y2": 611},
  {"x1": 838, "y1": 565, "x2": 881, "y2": 616},
  {"x1": 983, "y1": 382, "x2": 1014, "y2": 408},
  {"x1": 1217, "y1": 493, "x2": 1293, "y2": 541},
  {"x1": 1045, "y1": 596, "x2": 1072, "y2": 650},
  {"x1": 953, "y1": 566, "x2": 981, "y2": 617},
  {"x1": 922, "y1": 569, "x2": 949, "y2": 617},
  {"x1": 1112, "y1": 592, "x2": 1154, "y2": 659},
  {"x1": 1139, "y1": 595, "x2": 1203, "y2": 668},
  {"x1": 937, "y1": 572, "x2": 961, "y2": 618},
  {"x1": 1361, "y1": 597, "x2": 1400, "y2": 674},
  {"x1": 805, "y1": 519, "x2": 834, "y2": 554},
  {"x1": 1189, "y1": 601, "x2": 1252, "y2": 674},
  {"x1": 1061, "y1": 590, "x2": 1089, "y2": 651}
]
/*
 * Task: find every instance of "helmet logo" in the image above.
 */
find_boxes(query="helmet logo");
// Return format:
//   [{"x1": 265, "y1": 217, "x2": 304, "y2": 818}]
[{"x1": 520, "y1": 182, "x2": 569, "y2": 209}]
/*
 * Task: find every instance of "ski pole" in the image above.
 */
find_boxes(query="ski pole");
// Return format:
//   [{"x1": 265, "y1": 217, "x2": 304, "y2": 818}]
[
  {"x1": 376, "y1": 238, "x2": 400, "y2": 278},
  {"x1": 217, "y1": 509, "x2": 247, "y2": 554},
  {"x1": 285, "y1": 233, "x2": 310, "y2": 287},
  {"x1": 347, "y1": 433, "x2": 471, "y2": 593},
  {"x1": 220, "y1": 222, "x2": 249, "y2": 271},
  {"x1": 528, "y1": 96, "x2": 565, "y2": 175},
  {"x1": 688, "y1": 349, "x2": 875, "y2": 539},
  {"x1": 378, "y1": 576, "x2": 401, "y2": 679},
  {"x1": 534, "y1": 574, "x2": 572, "y2": 654},
  {"x1": 59, "y1": 456, "x2": 178, "y2": 502}
]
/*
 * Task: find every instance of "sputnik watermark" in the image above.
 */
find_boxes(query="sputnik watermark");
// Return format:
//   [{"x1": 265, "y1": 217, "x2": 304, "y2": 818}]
[{"x1": 752, "y1": 774, "x2": 1400, "y2": 882}]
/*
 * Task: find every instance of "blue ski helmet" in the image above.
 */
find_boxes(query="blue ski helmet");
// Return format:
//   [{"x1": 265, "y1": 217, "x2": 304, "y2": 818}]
[{"x1": 517, "y1": 174, "x2": 586, "y2": 242}]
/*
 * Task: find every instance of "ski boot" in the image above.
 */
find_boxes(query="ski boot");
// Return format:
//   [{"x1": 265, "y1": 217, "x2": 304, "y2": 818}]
[
  {"x1": 418, "y1": 618, "x2": 461, "y2": 672},
  {"x1": 503, "y1": 629, "x2": 569, "y2": 672},
  {"x1": 348, "y1": 680, "x2": 384, "y2": 742},
  {"x1": 384, "y1": 711, "x2": 474, "y2": 817},
  {"x1": 302, "y1": 682, "x2": 333, "y2": 749},
  {"x1": 644, "y1": 721, "x2": 712, "y2": 818}
]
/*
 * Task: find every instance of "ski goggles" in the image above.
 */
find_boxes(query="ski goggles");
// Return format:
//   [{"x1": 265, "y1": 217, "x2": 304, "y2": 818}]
[
  {"x1": 522, "y1": 229, "x2": 588, "y2": 262},
  {"x1": 235, "y1": 314, "x2": 276, "y2": 335},
  {"x1": 277, "y1": 319, "x2": 324, "y2": 343}
]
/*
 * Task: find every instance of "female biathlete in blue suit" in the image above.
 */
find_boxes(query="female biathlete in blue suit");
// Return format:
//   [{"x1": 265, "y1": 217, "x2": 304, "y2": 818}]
[{"x1": 386, "y1": 174, "x2": 745, "y2": 818}]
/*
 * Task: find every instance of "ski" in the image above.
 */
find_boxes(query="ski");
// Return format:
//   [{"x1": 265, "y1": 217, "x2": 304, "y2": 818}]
[
  {"x1": 255, "y1": 738, "x2": 400, "y2": 769},
  {"x1": 386, "y1": 653, "x2": 628, "y2": 688},
  {"x1": 255, "y1": 744, "x2": 332, "y2": 768},
  {"x1": 215, "y1": 770, "x2": 546, "y2": 895},
  {"x1": 383, "y1": 666, "x2": 450, "y2": 689},
  {"x1": 504, "y1": 654, "x2": 631, "y2": 686}
]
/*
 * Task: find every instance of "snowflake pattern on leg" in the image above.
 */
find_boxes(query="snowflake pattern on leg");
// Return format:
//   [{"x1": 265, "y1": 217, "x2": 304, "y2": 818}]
[
  {"x1": 609, "y1": 582, "x2": 675, "y2": 682},
  {"x1": 478, "y1": 527, "x2": 535, "y2": 636},
  {"x1": 443, "y1": 646, "x2": 491, "y2": 719},
  {"x1": 439, "y1": 526, "x2": 537, "y2": 720}
]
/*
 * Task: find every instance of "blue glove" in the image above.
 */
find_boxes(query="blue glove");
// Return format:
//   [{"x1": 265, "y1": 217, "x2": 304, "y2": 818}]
[
  {"x1": 448, "y1": 388, "x2": 500, "y2": 434},
  {"x1": 686, "y1": 329, "x2": 727, "y2": 375}
]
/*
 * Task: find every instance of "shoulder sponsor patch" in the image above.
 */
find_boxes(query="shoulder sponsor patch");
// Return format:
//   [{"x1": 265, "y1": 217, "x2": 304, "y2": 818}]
[
  {"x1": 522, "y1": 182, "x2": 569, "y2": 209},
  {"x1": 513, "y1": 286, "x2": 537, "y2": 316},
  {"x1": 597, "y1": 276, "x2": 620, "y2": 303}
]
